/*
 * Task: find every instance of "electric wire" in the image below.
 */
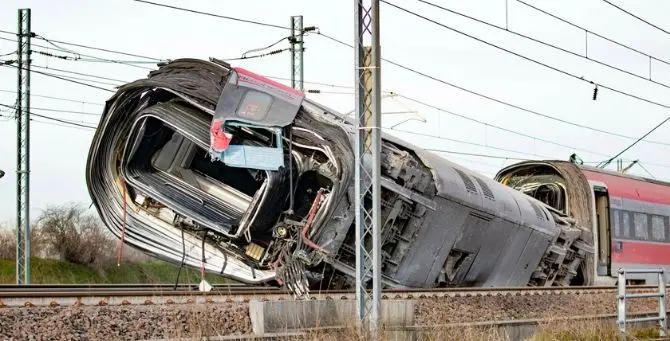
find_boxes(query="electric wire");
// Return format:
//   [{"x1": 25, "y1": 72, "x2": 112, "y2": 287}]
[
  {"x1": 31, "y1": 64, "x2": 129, "y2": 83},
  {"x1": 30, "y1": 106, "x2": 101, "y2": 117},
  {"x1": 132, "y1": 0, "x2": 291, "y2": 30},
  {"x1": 600, "y1": 0, "x2": 670, "y2": 36},
  {"x1": 0, "y1": 64, "x2": 114, "y2": 92},
  {"x1": 0, "y1": 103, "x2": 97, "y2": 129},
  {"x1": 598, "y1": 116, "x2": 670, "y2": 168},
  {"x1": 382, "y1": 0, "x2": 670, "y2": 112},
  {"x1": 517, "y1": 0, "x2": 670, "y2": 69},
  {"x1": 418, "y1": 0, "x2": 670, "y2": 90},
  {"x1": 313, "y1": 31, "x2": 670, "y2": 148},
  {"x1": 425, "y1": 148, "x2": 529, "y2": 161},
  {"x1": 0, "y1": 89, "x2": 102, "y2": 106}
]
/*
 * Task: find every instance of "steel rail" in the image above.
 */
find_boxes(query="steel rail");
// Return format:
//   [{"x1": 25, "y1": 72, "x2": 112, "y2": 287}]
[{"x1": 0, "y1": 285, "x2": 661, "y2": 308}]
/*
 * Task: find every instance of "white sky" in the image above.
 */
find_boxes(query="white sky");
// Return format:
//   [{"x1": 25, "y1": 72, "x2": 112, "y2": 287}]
[{"x1": 1, "y1": 0, "x2": 669, "y2": 224}]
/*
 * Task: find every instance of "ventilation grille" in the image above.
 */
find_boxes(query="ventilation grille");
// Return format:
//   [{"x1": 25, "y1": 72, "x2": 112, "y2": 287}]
[
  {"x1": 528, "y1": 199, "x2": 545, "y2": 221},
  {"x1": 453, "y1": 168, "x2": 477, "y2": 193},
  {"x1": 473, "y1": 176, "x2": 495, "y2": 200}
]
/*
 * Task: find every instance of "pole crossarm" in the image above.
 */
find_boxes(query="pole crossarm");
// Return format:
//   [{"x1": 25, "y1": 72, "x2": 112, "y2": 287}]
[{"x1": 354, "y1": 0, "x2": 382, "y2": 337}]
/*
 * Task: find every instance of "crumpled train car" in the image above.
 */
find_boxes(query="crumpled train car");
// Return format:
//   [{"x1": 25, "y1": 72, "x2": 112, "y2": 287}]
[
  {"x1": 496, "y1": 160, "x2": 670, "y2": 285},
  {"x1": 86, "y1": 58, "x2": 593, "y2": 293}
]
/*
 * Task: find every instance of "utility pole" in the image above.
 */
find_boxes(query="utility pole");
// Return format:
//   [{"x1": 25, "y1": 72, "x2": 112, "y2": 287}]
[
  {"x1": 290, "y1": 15, "x2": 304, "y2": 91},
  {"x1": 16, "y1": 8, "x2": 31, "y2": 285},
  {"x1": 354, "y1": 0, "x2": 382, "y2": 337}
]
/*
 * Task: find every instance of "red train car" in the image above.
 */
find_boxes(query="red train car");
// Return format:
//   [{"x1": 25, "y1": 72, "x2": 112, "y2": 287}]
[{"x1": 495, "y1": 159, "x2": 670, "y2": 285}]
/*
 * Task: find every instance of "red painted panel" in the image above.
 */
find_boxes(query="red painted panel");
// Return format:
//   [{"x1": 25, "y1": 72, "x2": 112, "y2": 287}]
[
  {"x1": 612, "y1": 240, "x2": 670, "y2": 265},
  {"x1": 583, "y1": 169, "x2": 670, "y2": 206}
]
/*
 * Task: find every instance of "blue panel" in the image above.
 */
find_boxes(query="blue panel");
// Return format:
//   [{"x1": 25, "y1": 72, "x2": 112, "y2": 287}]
[{"x1": 221, "y1": 145, "x2": 284, "y2": 171}]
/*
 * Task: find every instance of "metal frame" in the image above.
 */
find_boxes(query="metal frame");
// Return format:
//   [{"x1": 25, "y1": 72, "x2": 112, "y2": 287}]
[
  {"x1": 290, "y1": 15, "x2": 304, "y2": 91},
  {"x1": 617, "y1": 268, "x2": 667, "y2": 339},
  {"x1": 354, "y1": 0, "x2": 382, "y2": 336},
  {"x1": 16, "y1": 8, "x2": 31, "y2": 285}
]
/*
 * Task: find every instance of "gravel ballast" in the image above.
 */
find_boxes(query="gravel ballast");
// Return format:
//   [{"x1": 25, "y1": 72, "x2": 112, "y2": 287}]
[{"x1": 0, "y1": 292, "x2": 666, "y2": 340}]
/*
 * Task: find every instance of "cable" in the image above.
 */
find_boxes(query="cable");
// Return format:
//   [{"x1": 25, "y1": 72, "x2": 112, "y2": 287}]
[
  {"x1": 0, "y1": 89, "x2": 103, "y2": 106},
  {"x1": 242, "y1": 36, "x2": 289, "y2": 58},
  {"x1": 389, "y1": 127, "x2": 551, "y2": 159},
  {"x1": 382, "y1": 1, "x2": 670, "y2": 113},
  {"x1": 314, "y1": 31, "x2": 670, "y2": 148},
  {"x1": 418, "y1": 0, "x2": 670, "y2": 91},
  {"x1": 31, "y1": 106, "x2": 100, "y2": 117},
  {"x1": 0, "y1": 104, "x2": 97, "y2": 129},
  {"x1": 32, "y1": 64, "x2": 129, "y2": 84},
  {"x1": 517, "y1": 0, "x2": 670, "y2": 69},
  {"x1": 0, "y1": 50, "x2": 15, "y2": 57},
  {"x1": 222, "y1": 48, "x2": 289, "y2": 61},
  {"x1": 600, "y1": 0, "x2": 670, "y2": 36},
  {"x1": 132, "y1": 0, "x2": 290, "y2": 30},
  {"x1": 637, "y1": 162, "x2": 657, "y2": 179},
  {"x1": 598, "y1": 116, "x2": 670, "y2": 168},
  {"x1": 392, "y1": 93, "x2": 611, "y2": 157},
  {"x1": 426, "y1": 148, "x2": 529, "y2": 161},
  {"x1": 0, "y1": 64, "x2": 114, "y2": 92}
]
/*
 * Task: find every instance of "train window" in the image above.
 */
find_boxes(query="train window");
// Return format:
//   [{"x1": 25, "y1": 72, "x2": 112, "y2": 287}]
[
  {"x1": 652, "y1": 215, "x2": 665, "y2": 242},
  {"x1": 621, "y1": 211, "x2": 631, "y2": 238},
  {"x1": 612, "y1": 210, "x2": 620, "y2": 237},
  {"x1": 634, "y1": 213, "x2": 649, "y2": 240}
]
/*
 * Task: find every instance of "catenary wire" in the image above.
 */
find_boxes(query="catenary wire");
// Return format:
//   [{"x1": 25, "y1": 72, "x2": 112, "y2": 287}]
[
  {"x1": 0, "y1": 103, "x2": 97, "y2": 129},
  {"x1": 132, "y1": 0, "x2": 291, "y2": 30},
  {"x1": 1, "y1": 63, "x2": 114, "y2": 92},
  {"x1": 314, "y1": 31, "x2": 670, "y2": 148},
  {"x1": 418, "y1": 0, "x2": 670, "y2": 90},
  {"x1": 516, "y1": 0, "x2": 670, "y2": 68},
  {"x1": 382, "y1": 1, "x2": 670, "y2": 112},
  {"x1": 598, "y1": 116, "x2": 670, "y2": 168},
  {"x1": 0, "y1": 89, "x2": 103, "y2": 106},
  {"x1": 600, "y1": 0, "x2": 670, "y2": 36}
]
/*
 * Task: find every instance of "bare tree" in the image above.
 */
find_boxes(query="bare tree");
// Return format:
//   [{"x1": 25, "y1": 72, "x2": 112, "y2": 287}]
[{"x1": 38, "y1": 203, "x2": 114, "y2": 265}]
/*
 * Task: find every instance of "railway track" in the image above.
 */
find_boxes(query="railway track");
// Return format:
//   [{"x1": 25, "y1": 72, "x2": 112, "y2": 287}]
[{"x1": 0, "y1": 284, "x2": 659, "y2": 307}]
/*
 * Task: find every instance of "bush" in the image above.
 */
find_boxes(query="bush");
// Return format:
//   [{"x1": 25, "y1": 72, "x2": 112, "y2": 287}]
[{"x1": 38, "y1": 203, "x2": 115, "y2": 266}]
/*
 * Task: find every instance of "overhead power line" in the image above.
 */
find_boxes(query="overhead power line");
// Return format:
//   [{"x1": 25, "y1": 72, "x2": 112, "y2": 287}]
[
  {"x1": 426, "y1": 148, "x2": 529, "y2": 161},
  {"x1": 598, "y1": 116, "x2": 670, "y2": 168},
  {"x1": 419, "y1": 0, "x2": 670, "y2": 91},
  {"x1": 31, "y1": 64, "x2": 128, "y2": 83},
  {"x1": 132, "y1": 0, "x2": 291, "y2": 30},
  {"x1": 31, "y1": 106, "x2": 101, "y2": 117},
  {"x1": 393, "y1": 93, "x2": 611, "y2": 157},
  {"x1": 314, "y1": 31, "x2": 670, "y2": 148},
  {"x1": 600, "y1": 0, "x2": 670, "y2": 36},
  {"x1": 382, "y1": 1, "x2": 670, "y2": 113},
  {"x1": 517, "y1": 0, "x2": 670, "y2": 69},
  {"x1": 0, "y1": 28, "x2": 163, "y2": 61},
  {"x1": 0, "y1": 64, "x2": 114, "y2": 92},
  {"x1": 0, "y1": 103, "x2": 97, "y2": 129},
  {"x1": 0, "y1": 89, "x2": 103, "y2": 106}
]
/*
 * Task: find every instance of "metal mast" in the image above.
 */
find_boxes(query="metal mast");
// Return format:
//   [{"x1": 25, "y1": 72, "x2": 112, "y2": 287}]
[
  {"x1": 290, "y1": 15, "x2": 304, "y2": 91},
  {"x1": 354, "y1": 0, "x2": 382, "y2": 337},
  {"x1": 16, "y1": 8, "x2": 31, "y2": 285}
]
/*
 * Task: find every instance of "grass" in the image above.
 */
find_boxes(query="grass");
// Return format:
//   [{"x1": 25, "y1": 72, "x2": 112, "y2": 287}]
[{"x1": 0, "y1": 258, "x2": 234, "y2": 285}]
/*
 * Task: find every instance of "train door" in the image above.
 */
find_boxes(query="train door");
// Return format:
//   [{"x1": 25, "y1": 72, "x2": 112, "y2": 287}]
[{"x1": 593, "y1": 183, "x2": 612, "y2": 276}]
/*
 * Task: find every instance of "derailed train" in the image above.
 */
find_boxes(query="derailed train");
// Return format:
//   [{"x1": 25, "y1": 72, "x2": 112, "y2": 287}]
[{"x1": 86, "y1": 58, "x2": 596, "y2": 293}]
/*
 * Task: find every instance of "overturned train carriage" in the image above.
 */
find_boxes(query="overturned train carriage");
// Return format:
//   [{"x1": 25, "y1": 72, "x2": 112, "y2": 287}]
[{"x1": 86, "y1": 58, "x2": 593, "y2": 292}]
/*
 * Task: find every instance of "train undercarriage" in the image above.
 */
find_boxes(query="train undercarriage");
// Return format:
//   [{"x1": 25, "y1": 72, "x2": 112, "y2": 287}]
[{"x1": 86, "y1": 58, "x2": 594, "y2": 295}]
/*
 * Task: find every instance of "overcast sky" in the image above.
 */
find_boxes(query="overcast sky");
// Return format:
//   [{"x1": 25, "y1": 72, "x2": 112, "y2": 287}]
[{"x1": 1, "y1": 0, "x2": 669, "y2": 224}]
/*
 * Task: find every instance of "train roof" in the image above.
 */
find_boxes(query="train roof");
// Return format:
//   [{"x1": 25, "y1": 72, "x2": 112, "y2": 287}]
[{"x1": 496, "y1": 159, "x2": 670, "y2": 188}]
